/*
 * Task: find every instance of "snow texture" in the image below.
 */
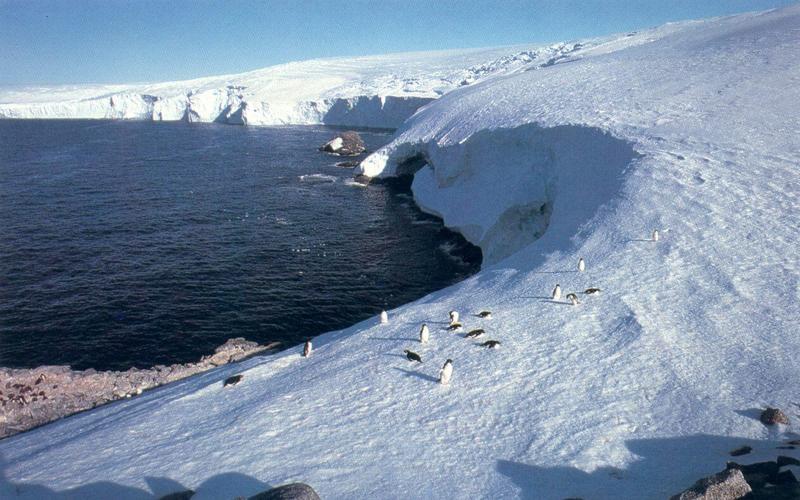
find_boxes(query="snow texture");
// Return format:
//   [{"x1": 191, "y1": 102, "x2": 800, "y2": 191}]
[{"x1": 2, "y1": 6, "x2": 800, "y2": 500}]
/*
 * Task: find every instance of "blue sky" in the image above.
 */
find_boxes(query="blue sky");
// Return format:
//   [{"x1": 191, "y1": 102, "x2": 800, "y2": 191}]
[{"x1": 0, "y1": 0, "x2": 795, "y2": 85}]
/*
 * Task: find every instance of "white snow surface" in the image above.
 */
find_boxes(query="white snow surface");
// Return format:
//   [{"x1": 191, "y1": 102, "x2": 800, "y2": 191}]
[
  {"x1": 3, "y1": 6, "x2": 800, "y2": 500},
  {"x1": 0, "y1": 42, "x2": 590, "y2": 128}
]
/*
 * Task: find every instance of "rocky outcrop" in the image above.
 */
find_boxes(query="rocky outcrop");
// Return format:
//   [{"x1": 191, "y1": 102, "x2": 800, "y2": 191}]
[
  {"x1": 670, "y1": 468, "x2": 752, "y2": 499},
  {"x1": 249, "y1": 483, "x2": 321, "y2": 500},
  {"x1": 673, "y1": 455, "x2": 800, "y2": 500},
  {"x1": 0, "y1": 337, "x2": 279, "y2": 439},
  {"x1": 319, "y1": 131, "x2": 365, "y2": 156},
  {"x1": 760, "y1": 407, "x2": 790, "y2": 426}
]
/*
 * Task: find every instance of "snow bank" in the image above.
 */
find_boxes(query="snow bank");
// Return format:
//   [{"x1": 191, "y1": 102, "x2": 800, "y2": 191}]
[{"x1": 1, "y1": 6, "x2": 799, "y2": 500}]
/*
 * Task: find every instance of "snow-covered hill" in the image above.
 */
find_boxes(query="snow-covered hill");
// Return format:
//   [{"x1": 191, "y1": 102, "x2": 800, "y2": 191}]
[
  {"x1": 0, "y1": 42, "x2": 590, "y2": 128},
  {"x1": 2, "y1": 6, "x2": 799, "y2": 500}
]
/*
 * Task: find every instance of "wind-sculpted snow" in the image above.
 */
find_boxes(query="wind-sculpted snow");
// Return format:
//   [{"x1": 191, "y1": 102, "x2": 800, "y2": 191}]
[
  {"x1": 0, "y1": 43, "x2": 597, "y2": 128},
  {"x1": 2, "y1": 6, "x2": 800, "y2": 500}
]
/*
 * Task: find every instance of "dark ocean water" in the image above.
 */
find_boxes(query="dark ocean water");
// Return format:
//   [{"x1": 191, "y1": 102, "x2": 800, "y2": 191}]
[{"x1": 0, "y1": 120, "x2": 479, "y2": 371}]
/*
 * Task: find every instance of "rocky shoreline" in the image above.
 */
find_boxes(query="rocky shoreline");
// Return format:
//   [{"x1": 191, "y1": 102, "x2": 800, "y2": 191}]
[{"x1": 0, "y1": 337, "x2": 279, "y2": 439}]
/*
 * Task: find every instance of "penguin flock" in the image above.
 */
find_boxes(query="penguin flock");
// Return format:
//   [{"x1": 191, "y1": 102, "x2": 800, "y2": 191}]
[
  {"x1": 290, "y1": 229, "x2": 660, "y2": 390},
  {"x1": 393, "y1": 307, "x2": 501, "y2": 385},
  {"x1": 547, "y1": 229, "x2": 660, "y2": 307}
]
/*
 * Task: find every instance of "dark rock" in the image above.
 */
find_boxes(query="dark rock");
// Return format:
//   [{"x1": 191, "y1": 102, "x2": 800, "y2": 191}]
[
  {"x1": 335, "y1": 160, "x2": 360, "y2": 168},
  {"x1": 787, "y1": 440, "x2": 800, "y2": 445},
  {"x1": 760, "y1": 407, "x2": 790, "y2": 426},
  {"x1": 319, "y1": 131, "x2": 365, "y2": 156},
  {"x1": 774, "y1": 469, "x2": 799, "y2": 485},
  {"x1": 726, "y1": 461, "x2": 780, "y2": 487},
  {"x1": 730, "y1": 446, "x2": 753, "y2": 457},
  {"x1": 248, "y1": 482, "x2": 321, "y2": 500},
  {"x1": 223, "y1": 375, "x2": 243, "y2": 387},
  {"x1": 670, "y1": 468, "x2": 751, "y2": 499},
  {"x1": 159, "y1": 490, "x2": 195, "y2": 500},
  {"x1": 777, "y1": 455, "x2": 800, "y2": 467},
  {"x1": 777, "y1": 446, "x2": 796, "y2": 450}
]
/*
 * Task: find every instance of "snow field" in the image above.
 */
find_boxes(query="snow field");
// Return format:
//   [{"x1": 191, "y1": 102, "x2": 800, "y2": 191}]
[{"x1": 2, "y1": 5, "x2": 799, "y2": 500}]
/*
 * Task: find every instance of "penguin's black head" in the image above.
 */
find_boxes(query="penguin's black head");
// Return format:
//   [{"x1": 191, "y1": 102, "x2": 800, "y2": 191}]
[
  {"x1": 446, "y1": 359, "x2": 453, "y2": 364},
  {"x1": 403, "y1": 349, "x2": 410, "y2": 354}
]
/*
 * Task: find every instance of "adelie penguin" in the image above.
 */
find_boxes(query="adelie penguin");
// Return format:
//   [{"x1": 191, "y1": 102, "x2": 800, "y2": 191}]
[
  {"x1": 652, "y1": 229, "x2": 660, "y2": 242},
  {"x1": 303, "y1": 340, "x2": 312, "y2": 357},
  {"x1": 404, "y1": 349, "x2": 423, "y2": 363},
  {"x1": 480, "y1": 340, "x2": 501, "y2": 349},
  {"x1": 446, "y1": 322, "x2": 463, "y2": 332},
  {"x1": 552, "y1": 284, "x2": 562, "y2": 301},
  {"x1": 419, "y1": 324, "x2": 430, "y2": 344},
  {"x1": 578, "y1": 258, "x2": 585, "y2": 272},
  {"x1": 566, "y1": 293, "x2": 579, "y2": 306},
  {"x1": 439, "y1": 359, "x2": 453, "y2": 385},
  {"x1": 474, "y1": 311, "x2": 493, "y2": 319},
  {"x1": 449, "y1": 310, "x2": 460, "y2": 325},
  {"x1": 465, "y1": 328, "x2": 485, "y2": 339},
  {"x1": 223, "y1": 374, "x2": 243, "y2": 387},
  {"x1": 380, "y1": 310, "x2": 389, "y2": 324},
  {"x1": 584, "y1": 287, "x2": 602, "y2": 295}
]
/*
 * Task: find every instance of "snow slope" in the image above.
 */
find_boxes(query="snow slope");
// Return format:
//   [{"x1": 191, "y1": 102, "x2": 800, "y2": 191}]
[
  {"x1": 0, "y1": 43, "x2": 590, "y2": 129},
  {"x1": 2, "y1": 6, "x2": 800, "y2": 500}
]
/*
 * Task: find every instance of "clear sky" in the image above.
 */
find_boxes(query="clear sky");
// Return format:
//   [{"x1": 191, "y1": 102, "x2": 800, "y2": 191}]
[{"x1": 0, "y1": 0, "x2": 796, "y2": 86}]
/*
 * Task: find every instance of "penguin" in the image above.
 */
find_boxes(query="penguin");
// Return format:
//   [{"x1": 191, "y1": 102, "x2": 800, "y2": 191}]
[
  {"x1": 419, "y1": 324, "x2": 430, "y2": 344},
  {"x1": 475, "y1": 311, "x2": 493, "y2": 319},
  {"x1": 566, "y1": 293, "x2": 579, "y2": 305},
  {"x1": 578, "y1": 258, "x2": 585, "y2": 272},
  {"x1": 404, "y1": 349, "x2": 422, "y2": 363},
  {"x1": 584, "y1": 287, "x2": 602, "y2": 295},
  {"x1": 380, "y1": 310, "x2": 388, "y2": 324},
  {"x1": 480, "y1": 340, "x2": 501, "y2": 348},
  {"x1": 449, "y1": 310, "x2": 460, "y2": 325},
  {"x1": 439, "y1": 359, "x2": 453, "y2": 385},
  {"x1": 303, "y1": 340, "x2": 312, "y2": 357},
  {"x1": 446, "y1": 322, "x2": 463, "y2": 332},
  {"x1": 223, "y1": 374, "x2": 243, "y2": 387},
  {"x1": 552, "y1": 284, "x2": 562, "y2": 301},
  {"x1": 652, "y1": 229, "x2": 660, "y2": 242},
  {"x1": 465, "y1": 329, "x2": 485, "y2": 338}
]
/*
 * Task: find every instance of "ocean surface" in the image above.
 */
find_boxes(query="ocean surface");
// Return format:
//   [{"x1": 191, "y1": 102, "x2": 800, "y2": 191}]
[{"x1": 0, "y1": 120, "x2": 480, "y2": 371}]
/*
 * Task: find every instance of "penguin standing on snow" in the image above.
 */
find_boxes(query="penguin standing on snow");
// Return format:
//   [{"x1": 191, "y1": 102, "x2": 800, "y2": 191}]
[
  {"x1": 419, "y1": 324, "x2": 430, "y2": 344},
  {"x1": 578, "y1": 258, "x2": 585, "y2": 272},
  {"x1": 439, "y1": 359, "x2": 453, "y2": 385},
  {"x1": 552, "y1": 284, "x2": 562, "y2": 301},
  {"x1": 449, "y1": 310, "x2": 460, "y2": 325},
  {"x1": 404, "y1": 349, "x2": 423, "y2": 363},
  {"x1": 303, "y1": 340, "x2": 312, "y2": 357},
  {"x1": 566, "y1": 293, "x2": 579, "y2": 306},
  {"x1": 380, "y1": 310, "x2": 389, "y2": 324},
  {"x1": 652, "y1": 229, "x2": 660, "y2": 242}
]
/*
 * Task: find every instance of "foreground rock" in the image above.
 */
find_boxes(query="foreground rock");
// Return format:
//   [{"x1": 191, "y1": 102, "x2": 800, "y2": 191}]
[
  {"x1": 673, "y1": 456, "x2": 800, "y2": 500},
  {"x1": 670, "y1": 468, "x2": 752, "y2": 500},
  {"x1": 0, "y1": 337, "x2": 279, "y2": 439},
  {"x1": 319, "y1": 131, "x2": 365, "y2": 156},
  {"x1": 249, "y1": 483, "x2": 321, "y2": 500}
]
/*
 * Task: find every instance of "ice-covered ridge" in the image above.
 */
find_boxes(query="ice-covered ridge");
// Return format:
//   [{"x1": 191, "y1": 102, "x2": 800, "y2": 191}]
[{"x1": 0, "y1": 31, "x2": 667, "y2": 128}]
